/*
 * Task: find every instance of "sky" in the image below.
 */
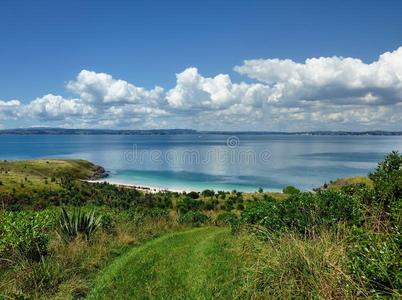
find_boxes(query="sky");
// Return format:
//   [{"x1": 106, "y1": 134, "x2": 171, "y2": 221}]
[{"x1": 1, "y1": 0, "x2": 402, "y2": 131}]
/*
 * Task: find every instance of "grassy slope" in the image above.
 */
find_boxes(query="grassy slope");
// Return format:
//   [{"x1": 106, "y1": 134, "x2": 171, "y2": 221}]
[
  {"x1": 87, "y1": 227, "x2": 241, "y2": 299},
  {"x1": 0, "y1": 159, "x2": 100, "y2": 195},
  {"x1": 325, "y1": 176, "x2": 373, "y2": 190}
]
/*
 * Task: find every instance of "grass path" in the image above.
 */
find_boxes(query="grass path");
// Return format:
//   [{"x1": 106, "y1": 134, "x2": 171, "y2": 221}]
[{"x1": 87, "y1": 227, "x2": 241, "y2": 299}]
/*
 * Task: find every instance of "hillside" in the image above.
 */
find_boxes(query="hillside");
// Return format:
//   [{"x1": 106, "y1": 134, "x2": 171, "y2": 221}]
[{"x1": 0, "y1": 159, "x2": 105, "y2": 195}]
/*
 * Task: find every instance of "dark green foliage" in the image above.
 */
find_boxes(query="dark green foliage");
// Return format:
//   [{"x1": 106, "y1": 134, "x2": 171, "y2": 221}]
[
  {"x1": 340, "y1": 183, "x2": 375, "y2": 205},
  {"x1": 187, "y1": 191, "x2": 199, "y2": 199},
  {"x1": 241, "y1": 191, "x2": 362, "y2": 234},
  {"x1": 348, "y1": 226, "x2": 401, "y2": 294},
  {"x1": 0, "y1": 212, "x2": 50, "y2": 261},
  {"x1": 100, "y1": 213, "x2": 114, "y2": 232},
  {"x1": 282, "y1": 185, "x2": 300, "y2": 195},
  {"x1": 369, "y1": 151, "x2": 402, "y2": 208},
  {"x1": 214, "y1": 212, "x2": 238, "y2": 226},
  {"x1": 201, "y1": 189, "x2": 215, "y2": 198},
  {"x1": 59, "y1": 208, "x2": 102, "y2": 241},
  {"x1": 217, "y1": 190, "x2": 226, "y2": 199},
  {"x1": 179, "y1": 211, "x2": 209, "y2": 226},
  {"x1": 203, "y1": 200, "x2": 215, "y2": 211},
  {"x1": 143, "y1": 207, "x2": 169, "y2": 219},
  {"x1": 176, "y1": 197, "x2": 203, "y2": 214},
  {"x1": 241, "y1": 196, "x2": 284, "y2": 231}
]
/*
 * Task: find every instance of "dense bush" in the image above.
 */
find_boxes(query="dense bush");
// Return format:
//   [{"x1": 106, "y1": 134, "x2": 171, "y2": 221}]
[
  {"x1": 241, "y1": 197, "x2": 284, "y2": 231},
  {"x1": 176, "y1": 197, "x2": 203, "y2": 214},
  {"x1": 214, "y1": 211, "x2": 238, "y2": 226},
  {"x1": 348, "y1": 226, "x2": 401, "y2": 294},
  {"x1": 282, "y1": 185, "x2": 300, "y2": 195},
  {"x1": 340, "y1": 183, "x2": 375, "y2": 205},
  {"x1": 201, "y1": 189, "x2": 215, "y2": 197},
  {"x1": 179, "y1": 211, "x2": 209, "y2": 226},
  {"x1": 369, "y1": 151, "x2": 402, "y2": 208},
  {"x1": 187, "y1": 191, "x2": 199, "y2": 199},
  {"x1": 241, "y1": 191, "x2": 362, "y2": 235},
  {"x1": 0, "y1": 211, "x2": 51, "y2": 261}
]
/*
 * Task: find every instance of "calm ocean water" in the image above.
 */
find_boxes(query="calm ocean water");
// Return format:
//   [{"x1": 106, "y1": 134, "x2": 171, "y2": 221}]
[{"x1": 1, "y1": 134, "x2": 401, "y2": 192}]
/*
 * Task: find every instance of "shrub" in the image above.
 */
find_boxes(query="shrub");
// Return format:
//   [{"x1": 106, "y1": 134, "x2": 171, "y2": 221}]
[
  {"x1": 144, "y1": 207, "x2": 169, "y2": 220},
  {"x1": 315, "y1": 190, "x2": 363, "y2": 227},
  {"x1": 340, "y1": 183, "x2": 375, "y2": 205},
  {"x1": 214, "y1": 212, "x2": 238, "y2": 226},
  {"x1": 241, "y1": 191, "x2": 362, "y2": 235},
  {"x1": 187, "y1": 191, "x2": 199, "y2": 199},
  {"x1": 100, "y1": 213, "x2": 114, "y2": 232},
  {"x1": 369, "y1": 151, "x2": 402, "y2": 208},
  {"x1": 282, "y1": 185, "x2": 300, "y2": 195},
  {"x1": 0, "y1": 212, "x2": 50, "y2": 262},
  {"x1": 176, "y1": 197, "x2": 203, "y2": 214},
  {"x1": 203, "y1": 201, "x2": 215, "y2": 211},
  {"x1": 201, "y1": 189, "x2": 215, "y2": 198},
  {"x1": 179, "y1": 211, "x2": 209, "y2": 226},
  {"x1": 59, "y1": 208, "x2": 102, "y2": 241},
  {"x1": 348, "y1": 226, "x2": 401, "y2": 295},
  {"x1": 236, "y1": 203, "x2": 245, "y2": 210},
  {"x1": 241, "y1": 197, "x2": 284, "y2": 231}
]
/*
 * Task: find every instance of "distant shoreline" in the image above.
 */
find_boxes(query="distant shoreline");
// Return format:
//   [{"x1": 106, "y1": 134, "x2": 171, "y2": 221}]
[{"x1": 1, "y1": 128, "x2": 402, "y2": 136}]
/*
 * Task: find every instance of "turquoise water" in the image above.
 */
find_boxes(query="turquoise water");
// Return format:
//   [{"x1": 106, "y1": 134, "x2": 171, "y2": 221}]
[{"x1": 0, "y1": 134, "x2": 401, "y2": 191}]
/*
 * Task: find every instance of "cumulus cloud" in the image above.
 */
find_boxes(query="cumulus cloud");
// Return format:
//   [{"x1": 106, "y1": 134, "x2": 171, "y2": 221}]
[
  {"x1": 67, "y1": 70, "x2": 164, "y2": 105},
  {"x1": 1, "y1": 46, "x2": 402, "y2": 130},
  {"x1": 26, "y1": 94, "x2": 95, "y2": 121},
  {"x1": 234, "y1": 46, "x2": 402, "y2": 107},
  {"x1": 0, "y1": 99, "x2": 22, "y2": 120},
  {"x1": 166, "y1": 67, "x2": 271, "y2": 110}
]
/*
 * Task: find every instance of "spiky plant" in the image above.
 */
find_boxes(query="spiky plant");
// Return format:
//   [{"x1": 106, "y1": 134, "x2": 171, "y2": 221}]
[{"x1": 59, "y1": 207, "x2": 102, "y2": 241}]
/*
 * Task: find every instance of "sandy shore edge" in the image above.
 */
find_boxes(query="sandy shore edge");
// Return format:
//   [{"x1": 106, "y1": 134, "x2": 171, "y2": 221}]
[{"x1": 85, "y1": 179, "x2": 189, "y2": 194}]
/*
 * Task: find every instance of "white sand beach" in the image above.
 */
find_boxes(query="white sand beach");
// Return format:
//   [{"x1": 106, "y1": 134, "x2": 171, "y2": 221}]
[{"x1": 85, "y1": 179, "x2": 189, "y2": 194}]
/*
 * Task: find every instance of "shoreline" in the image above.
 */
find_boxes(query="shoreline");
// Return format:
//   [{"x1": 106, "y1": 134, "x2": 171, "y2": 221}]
[{"x1": 85, "y1": 179, "x2": 189, "y2": 194}]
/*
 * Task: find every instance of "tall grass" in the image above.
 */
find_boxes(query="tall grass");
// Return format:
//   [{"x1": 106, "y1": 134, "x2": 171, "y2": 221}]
[
  {"x1": 0, "y1": 215, "x2": 180, "y2": 299},
  {"x1": 232, "y1": 227, "x2": 367, "y2": 299}
]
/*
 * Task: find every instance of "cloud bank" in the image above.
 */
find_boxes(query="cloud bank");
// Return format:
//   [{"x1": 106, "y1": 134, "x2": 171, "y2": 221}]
[{"x1": 1, "y1": 47, "x2": 402, "y2": 130}]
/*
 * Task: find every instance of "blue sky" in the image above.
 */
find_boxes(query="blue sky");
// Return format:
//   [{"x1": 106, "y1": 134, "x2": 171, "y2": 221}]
[{"x1": 1, "y1": 0, "x2": 402, "y2": 130}]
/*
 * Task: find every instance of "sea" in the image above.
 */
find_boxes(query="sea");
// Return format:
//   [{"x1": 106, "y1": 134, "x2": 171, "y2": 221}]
[{"x1": 1, "y1": 134, "x2": 401, "y2": 192}]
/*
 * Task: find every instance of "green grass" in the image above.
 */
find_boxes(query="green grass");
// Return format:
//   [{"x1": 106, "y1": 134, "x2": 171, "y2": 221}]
[
  {"x1": 324, "y1": 176, "x2": 373, "y2": 190},
  {"x1": 87, "y1": 227, "x2": 241, "y2": 299},
  {"x1": 0, "y1": 159, "x2": 101, "y2": 195}
]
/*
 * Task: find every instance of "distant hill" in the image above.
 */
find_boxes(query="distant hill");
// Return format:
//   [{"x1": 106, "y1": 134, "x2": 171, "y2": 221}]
[
  {"x1": 0, "y1": 128, "x2": 401, "y2": 135},
  {"x1": 0, "y1": 128, "x2": 197, "y2": 135}
]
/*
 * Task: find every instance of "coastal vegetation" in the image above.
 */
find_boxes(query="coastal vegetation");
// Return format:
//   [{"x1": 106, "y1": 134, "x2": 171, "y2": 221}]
[{"x1": 0, "y1": 153, "x2": 401, "y2": 299}]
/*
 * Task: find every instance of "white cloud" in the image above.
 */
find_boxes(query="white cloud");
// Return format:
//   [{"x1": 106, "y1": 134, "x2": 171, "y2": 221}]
[
  {"x1": 166, "y1": 67, "x2": 271, "y2": 110},
  {"x1": 0, "y1": 99, "x2": 22, "y2": 120},
  {"x1": 1, "y1": 46, "x2": 402, "y2": 130},
  {"x1": 27, "y1": 94, "x2": 95, "y2": 121},
  {"x1": 234, "y1": 46, "x2": 402, "y2": 107},
  {"x1": 67, "y1": 70, "x2": 164, "y2": 105}
]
